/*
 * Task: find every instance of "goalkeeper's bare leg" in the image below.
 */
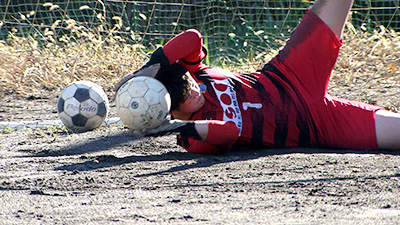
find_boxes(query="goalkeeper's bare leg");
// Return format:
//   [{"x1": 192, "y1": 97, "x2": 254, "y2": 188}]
[
  {"x1": 310, "y1": 0, "x2": 354, "y2": 40},
  {"x1": 375, "y1": 111, "x2": 400, "y2": 150}
]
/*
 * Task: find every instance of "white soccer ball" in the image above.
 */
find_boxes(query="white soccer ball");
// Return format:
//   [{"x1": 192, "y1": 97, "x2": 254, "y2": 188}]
[
  {"x1": 115, "y1": 76, "x2": 171, "y2": 130},
  {"x1": 57, "y1": 81, "x2": 109, "y2": 132}
]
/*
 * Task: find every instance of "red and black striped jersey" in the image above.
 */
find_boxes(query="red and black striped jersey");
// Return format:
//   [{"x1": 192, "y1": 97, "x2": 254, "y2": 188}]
[{"x1": 183, "y1": 65, "x2": 317, "y2": 153}]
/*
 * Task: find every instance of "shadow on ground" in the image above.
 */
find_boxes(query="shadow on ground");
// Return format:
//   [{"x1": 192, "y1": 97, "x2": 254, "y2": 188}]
[{"x1": 35, "y1": 131, "x2": 400, "y2": 179}]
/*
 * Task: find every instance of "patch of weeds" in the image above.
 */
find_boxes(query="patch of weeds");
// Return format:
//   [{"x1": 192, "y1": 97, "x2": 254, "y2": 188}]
[
  {"x1": 1, "y1": 126, "x2": 13, "y2": 134},
  {"x1": 24, "y1": 125, "x2": 67, "y2": 143}
]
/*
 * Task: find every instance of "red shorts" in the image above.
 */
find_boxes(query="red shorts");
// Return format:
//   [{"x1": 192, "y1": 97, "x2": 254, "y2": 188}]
[{"x1": 271, "y1": 10, "x2": 381, "y2": 149}]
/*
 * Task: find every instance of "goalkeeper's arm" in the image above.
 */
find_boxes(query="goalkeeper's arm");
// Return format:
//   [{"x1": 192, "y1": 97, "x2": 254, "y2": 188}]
[{"x1": 130, "y1": 119, "x2": 239, "y2": 154}]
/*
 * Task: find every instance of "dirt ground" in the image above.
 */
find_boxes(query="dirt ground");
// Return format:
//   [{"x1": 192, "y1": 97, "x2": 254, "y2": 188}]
[{"x1": 1, "y1": 86, "x2": 400, "y2": 225}]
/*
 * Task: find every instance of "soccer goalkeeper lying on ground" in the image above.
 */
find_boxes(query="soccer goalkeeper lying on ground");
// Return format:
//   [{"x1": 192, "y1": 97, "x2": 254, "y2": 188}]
[{"x1": 115, "y1": 0, "x2": 400, "y2": 154}]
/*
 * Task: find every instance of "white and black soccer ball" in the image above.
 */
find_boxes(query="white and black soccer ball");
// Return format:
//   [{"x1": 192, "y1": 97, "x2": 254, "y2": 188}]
[
  {"x1": 115, "y1": 76, "x2": 171, "y2": 130},
  {"x1": 57, "y1": 81, "x2": 109, "y2": 132}
]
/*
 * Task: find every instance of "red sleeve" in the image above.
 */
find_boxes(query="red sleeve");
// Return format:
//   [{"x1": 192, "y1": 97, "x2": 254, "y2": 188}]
[
  {"x1": 162, "y1": 29, "x2": 208, "y2": 73},
  {"x1": 180, "y1": 138, "x2": 227, "y2": 154},
  {"x1": 177, "y1": 121, "x2": 239, "y2": 154},
  {"x1": 205, "y1": 121, "x2": 239, "y2": 147}
]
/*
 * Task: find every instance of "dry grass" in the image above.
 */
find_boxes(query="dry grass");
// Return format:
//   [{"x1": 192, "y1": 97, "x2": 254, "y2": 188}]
[
  {"x1": 0, "y1": 21, "x2": 399, "y2": 111},
  {"x1": 331, "y1": 24, "x2": 400, "y2": 111},
  {"x1": 0, "y1": 28, "x2": 147, "y2": 97}
]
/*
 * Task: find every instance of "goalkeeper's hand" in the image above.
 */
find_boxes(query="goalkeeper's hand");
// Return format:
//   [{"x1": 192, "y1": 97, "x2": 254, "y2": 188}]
[
  {"x1": 128, "y1": 119, "x2": 203, "y2": 140},
  {"x1": 114, "y1": 47, "x2": 170, "y2": 97},
  {"x1": 114, "y1": 63, "x2": 160, "y2": 95}
]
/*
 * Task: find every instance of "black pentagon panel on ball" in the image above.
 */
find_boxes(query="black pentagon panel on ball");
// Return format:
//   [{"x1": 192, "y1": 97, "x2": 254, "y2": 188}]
[
  {"x1": 57, "y1": 98, "x2": 65, "y2": 113},
  {"x1": 71, "y1": 114, "x2": 88, "y2": 127},
  {"x1": 74, "y1": 88, "x2": 90, "y2": 102},
  {"x1": 97, "y1": 102, "x2": 107, "y2": 117}
]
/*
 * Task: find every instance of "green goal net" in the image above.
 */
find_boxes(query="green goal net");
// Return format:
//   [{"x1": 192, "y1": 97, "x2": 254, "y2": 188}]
[{"x1": 1, "y1": 0, "x2": 399, "y2": 64}]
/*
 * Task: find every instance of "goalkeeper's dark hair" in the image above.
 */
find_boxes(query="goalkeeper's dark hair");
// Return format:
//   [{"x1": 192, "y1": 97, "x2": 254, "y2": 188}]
[{"x1": 156, "y1": 63, "x2": 191, "y2": 112}]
